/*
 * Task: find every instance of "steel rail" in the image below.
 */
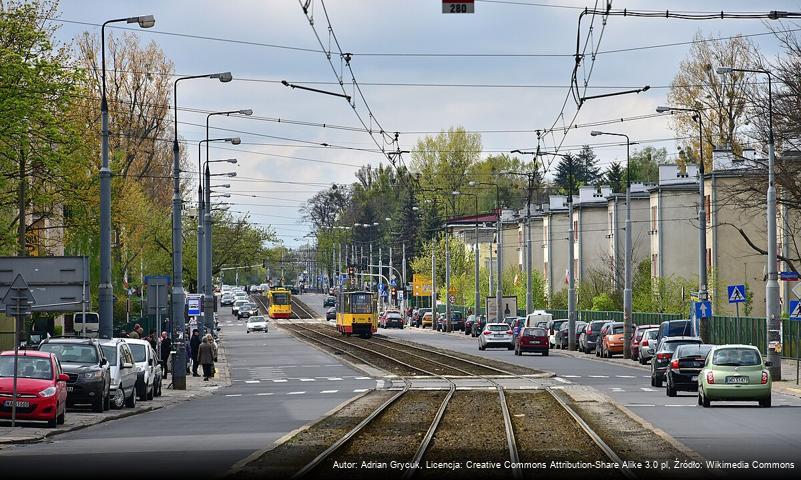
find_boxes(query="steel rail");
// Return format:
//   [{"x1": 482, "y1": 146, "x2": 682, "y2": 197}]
[
  {"x1": 401, "y1": 383, "x2": 456, "y2": 480},
  {"x1": 497, "y1": 386, "x2": 523, "y2": 480}
]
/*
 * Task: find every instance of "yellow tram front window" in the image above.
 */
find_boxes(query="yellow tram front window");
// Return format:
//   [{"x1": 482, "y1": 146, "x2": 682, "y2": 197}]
[
  {"x1": 271, "y1": 293, "x2": 290, "y2": 305},
  {"x1": 350, "y1": 293, "x2": 373, "y2": 314}
]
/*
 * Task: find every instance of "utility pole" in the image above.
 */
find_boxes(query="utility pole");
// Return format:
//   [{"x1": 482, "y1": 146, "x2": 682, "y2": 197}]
[
  {"x1": 567, "y1": 155, "x2": 577, "y2": 351},
  {"x1": 389, "y1": 246, "x2": 393, "y2": 306},
  {"x1": 402, "y1": 243, "x2": 407, "y2": 312}
]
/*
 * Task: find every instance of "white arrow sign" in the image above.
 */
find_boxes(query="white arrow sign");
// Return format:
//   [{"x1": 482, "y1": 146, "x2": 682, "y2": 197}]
[{"x1": 700, "y1": 303, "x2": 708, "y2": 316}]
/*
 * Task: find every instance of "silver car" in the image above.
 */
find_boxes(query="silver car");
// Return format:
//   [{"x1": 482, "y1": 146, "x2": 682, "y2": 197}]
[
  {"x1": 638, "y1": 328, "x2": 659, "y2": 364},
  {"x1": 246, "y1": 316, "x2": 269, "y2": 333},
  {"x1": 125, "y1": 339, "x2": 162, "y2": 400},
  {"x1": 232, "y1": 299, "x2": 249, "y2": 316},
  {"x1": 478, "y1": 323, "x2": 514, "y2": 351},
  {"x1": 99, "y1": 339, "x2": 138, "y2": 409}
]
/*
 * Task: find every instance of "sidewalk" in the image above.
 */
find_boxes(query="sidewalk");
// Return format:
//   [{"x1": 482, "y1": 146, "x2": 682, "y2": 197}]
[{"x1": 0, "y1": 336, "x2": 231, "y2": 445}]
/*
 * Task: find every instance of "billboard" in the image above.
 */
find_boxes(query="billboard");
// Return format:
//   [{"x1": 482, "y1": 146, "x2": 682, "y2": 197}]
[{"x1": 486, "y1": 296, "x2": 518, "y2": 323}]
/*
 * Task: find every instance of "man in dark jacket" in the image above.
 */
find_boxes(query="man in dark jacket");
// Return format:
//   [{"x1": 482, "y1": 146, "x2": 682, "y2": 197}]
[
  {"x1": 198, "y1": 334, "x2": 215, "y2": 381},
  {"x1": 189, "y1": 329, "x2": 201, "y2": 377},
  {"x1": 160, "y1": 331, "x2": 171, "y2": 377}
]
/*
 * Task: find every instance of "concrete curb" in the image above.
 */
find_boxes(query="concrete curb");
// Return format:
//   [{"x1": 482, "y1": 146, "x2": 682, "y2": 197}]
[{"x1": 223, "y1": 390, "x2": 373, "y2": 478}]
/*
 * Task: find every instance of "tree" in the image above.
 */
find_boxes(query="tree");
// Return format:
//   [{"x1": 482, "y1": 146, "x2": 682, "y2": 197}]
[
  {"x1": 604, "y1": 162, "x2": 625, "y2": 193},
  {"x1": 667, "y1": 33, "x2": 758, "y2": 169},
  {"x1": 552, "y1": 145, "x2": 601, "y2": 194},
  {"x1": 629, "y1": 147, "x2": 667, "y2": 184}
]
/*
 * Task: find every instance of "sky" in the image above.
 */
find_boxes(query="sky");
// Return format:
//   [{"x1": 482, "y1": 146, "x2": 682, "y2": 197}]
[{"x1": 49, "y1": 0, "x2": 798, "y2": 247}]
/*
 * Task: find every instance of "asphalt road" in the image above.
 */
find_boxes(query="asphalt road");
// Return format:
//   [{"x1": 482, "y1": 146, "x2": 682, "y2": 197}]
[
  {"x1": 299, "y1": 292, "x2": 801, "y2": 470},
  {"x1": 0, "y1": 307, "x2": 372, "y2": 478}
]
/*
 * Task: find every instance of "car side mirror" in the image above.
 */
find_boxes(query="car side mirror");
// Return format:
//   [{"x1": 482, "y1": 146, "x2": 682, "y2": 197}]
[
  {"x1": 148, "y1": 358, "x2": 154, "y2": 366},
  {"x1": 122, "y1": 362, "x2": 134, "y2": 369},
  {"x1": 765, "y1": 361, "x2": 773, "y2": 367},
  {"x1": 101, "y1": 358, "x2": 108, "y2": 366},
  {"x1": 58, "y1": 373, "x2": 69, "y2": 382}
]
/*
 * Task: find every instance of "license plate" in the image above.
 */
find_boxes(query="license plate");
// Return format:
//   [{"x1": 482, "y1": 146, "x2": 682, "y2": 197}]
[
  {"x1": 726, "y1": 376, "x2": 749, "y2": 384},
  {"x1": 494, "y1": 334, "x2": 504, "y2": 338},
  {"x1": 67, "y1": 386, "x2": 74, "y2": 392},
  {"x1": 3, "y1": 400, "x2": 30, "y2": 408},
  {"x1": 691, "y1": 376, "x2": 698, "y2": 382}
]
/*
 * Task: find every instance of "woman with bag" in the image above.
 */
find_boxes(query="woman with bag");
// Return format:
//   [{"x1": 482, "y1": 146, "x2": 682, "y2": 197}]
[{"x1": 198, "y1": 334, "x2": 215, "y2": 381}]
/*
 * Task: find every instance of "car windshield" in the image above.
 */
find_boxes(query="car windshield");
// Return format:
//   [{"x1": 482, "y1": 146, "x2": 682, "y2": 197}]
[
  {"x1": 590, "y1": 322, "x2": 604, "y2": 332},
  {"x1": 129, "y1": 344, "x2": 147, "y2": 363},
  {"x1": 271, "y1": 293, "x2": 290, "y2": 305},
  {"x1": 713, "y1": 348, "x2": 761, "y2": 366},
  {"x1": 611, "y1": 325, "x2": 624, "y2": 334},
  {"x1": 665, "y1": 321, "x2": 692, "y2": 337},
  {"x1": 350, "y1": 293, "x2": 373, "y2": 314},
  {"x1": 248, "y1": 316, "x2": 265, "y2": 323},
  {"x1": 40, "y1": 343, "x2": 99, "y2": 364},
  {"x1": 675, "y1": 344, "x2": 713, "y2": 358},
  {"x1": 99, "y1": 345, "x2": 118, "y2": 365},
  {"x1": 644, "y1": 329, "x2": 658, "y2": 339},
  {"x1": 0, "y1": 356, "x2": 53, "y2": 380},
  {"x1": 662, "y1": 340, "x2": 701, "y2": 352},
  {"x1": 488, "y1": 324, "x2": 509, "y2": 332},
  {"x1": 388, "y1": 313, "x2": 402, "y2": 319},
  {"x1": 525, "y1": 328, "x2": 546, "y2": 337},
  {"x1": 235, "y1": 300, "x2": 248, "y2": 306},
  {"x1": 552, "y1": 320, "x2": 567, "y2": 330}
]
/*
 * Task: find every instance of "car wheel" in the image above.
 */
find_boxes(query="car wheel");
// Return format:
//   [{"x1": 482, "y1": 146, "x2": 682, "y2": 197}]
[
  {"x1": 479, "y1": 344, "x2": 485, "y2": 351},
  {"x1": 701, "y1": 389, "x2": 710, "y2": 408},
  {"x1": 155, "y1": 380, "x2": 162, "y2": 397},
  {"x1": 543, "y1": 350, "x2": 549, "y2": 356},
  {"x1": 654, "y1": 377, "x2": 663, "y2": 388},
  {"x1": 125, "y1": 387, "x2": 137, "y2": 408},
  {"x1": 103, "y1": 389, "x2": 111, "y2": 410},
  {"x1": 57, "y1": 408, "x2": 65, "y2": 425},
  {"x1": 697, "y1": 391, "x2": 703, "y2": 406},
  {"x1": 638, "y1": 355, "x2": 645, "y2": 365},
  {"x1": 111, "y1": 388, "x2": 125, "y2": 409},
  {"x1": 147, "y1": 384, "x2": 154, "y2": 401},
  {"x1": 759, "y1": 396, "x2": 771, "y2": 408},
  {"x1": 507, "y1": 344, "x2": 514, "y2": 351},
  {"x1": 666, "y1": 383, "x2": 676, "y2": 397},
  {"x1": 650, "y1": 375, "x2": 657, "y2": 387},
  {"x1": 48, "y1": 410, "x2": 58, "y2": 428},
  {"x1": 92, "y1": 392, "x2": 105, "y2": 413}
]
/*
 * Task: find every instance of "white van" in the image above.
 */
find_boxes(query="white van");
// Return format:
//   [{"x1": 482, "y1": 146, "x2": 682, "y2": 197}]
[
  {"x1": 72, "y1": 312, "x2": 100, "y2": 337},
  {"x1": 525, "y1": 310, "x2": 552, "y2": 328}
]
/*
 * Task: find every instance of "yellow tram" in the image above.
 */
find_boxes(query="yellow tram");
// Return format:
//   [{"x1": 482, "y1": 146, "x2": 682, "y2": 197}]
[
  {"x1": 335, "y1": 290, "x2": 378, "y2": 338},
  {"x1": 265, "y1": 287, "x2": 292, "y2": 319}
]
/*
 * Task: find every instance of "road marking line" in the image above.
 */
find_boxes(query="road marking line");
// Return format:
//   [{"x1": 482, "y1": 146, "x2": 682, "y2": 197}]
[
  {"x1": 553, "y1": 377, "x2": 571, "y2": 384},
  {"x1": 299, "y1": 378, "x2": 315, "y2": 382},
  {"x1": 256, "y1": 393, "x2": 273, "y2": 396},
  {"x1": 664, "y1": 404, "x2": 693, "y2": 407},
  {"x1": 245, "y1": 380, "x2": 260, "y2": 384},
  {"x1": 353, "y1": 389, "x2": 369, "y2": 393},
  {"x1": 589, "y1": 375, "x2": 609, "y2": 378},
  {"x1": 272, "y1": 379, "x2": 287, "y2": 383},
  {"x1": 355, "y1": 376, "x2": 371, "y2": 380},
  {"x1": 625, "y1": 404, "x2": 655, "y2": 407},
  {"x1": 616, "y1": 375, "x2": 635, "y2": 378},
  {"x1": 320, "y1": 390, "x2": 338, "y2": 394},
  {"x1": 327, "y1": 377, "x2": 342, "y2": 381},
  {"x1": 287, "y1": 391, "x2": 306, "y2": 395},
  {"x1": 225, "y1": 394, "x2": 242, "y2": 397},
  {"x1": 611, "y1": 388, "x2": 625, "y2": 392},
  {"x1": 640, "y1": 387, "x2": 657, "y2": 392},
  {"x1": 561, "y1": 375, "x2": 581, "y2": 378}
]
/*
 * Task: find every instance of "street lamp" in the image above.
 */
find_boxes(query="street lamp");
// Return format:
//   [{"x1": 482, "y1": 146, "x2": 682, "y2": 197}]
[
  {"x1": 469, "y1": 180, "x2": 503, "y2": 322},
  {"x1": 717, "y1": 66, "x2": 781, "y2": 379},
  {"x1": 454, "y1": 191, "x2": 481, "y2": 319},
  {"x1": 98, "y1": 14, "x2": 155, "y2": 339},
  {"x1": 590, "y1": 130, "x2": 634, "y2": 357},
  {"x1": 171, "y1": 71, "x2": 232, "y2": 390},
  {"x1": 656, "y1": 104, "x2": 708, "y2": 339}
]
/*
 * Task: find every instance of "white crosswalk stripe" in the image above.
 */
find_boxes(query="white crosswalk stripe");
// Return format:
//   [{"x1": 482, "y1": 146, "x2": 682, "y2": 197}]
[
  {"x1": 320, "y1": 390, "x2": 338, "y2": 394},
  {"x1": 287, "y1": 391, "x2": 305, "y2": 395},
  {"x1": 640, "y1": 387, "x2": 657, "y2": 392},
  {"x1": 353, "y1": 388, "x2": 369, "y2": 393}
]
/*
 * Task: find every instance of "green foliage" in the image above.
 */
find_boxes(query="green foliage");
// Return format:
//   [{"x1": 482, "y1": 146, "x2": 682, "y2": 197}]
[
  {"x1": 550, "y1": 289, "x2": 568, "y2": 309},
  {"x1": 604, "y1": 162, "x2": 626, "y2": 194},
  {"x1": 553, "y1": 146, "x2": 601, "y2": 194},
  {"x1": 629, "y1": 147, "x2": 667, "y2": 184},
  {"x1": 632, "y1": 259, "x2": 695, "y2": 314},
  {"x1": 592, "y1": 293, "x2": 618, "y2": 311}
]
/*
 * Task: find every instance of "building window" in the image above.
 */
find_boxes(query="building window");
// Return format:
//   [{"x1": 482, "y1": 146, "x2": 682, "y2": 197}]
[
  {"x1": 543, "y1": 224, "x2": 548, "y2": 242},
  {"x1": 705, "y1": 195, "x2": 711, "y2": 223},
  {"x1": 652, "y1": 253, "x2": 658, "y2": 276},
  {"x1": 543, "y1": 261, "x2": 548, "y2": 278},
  {"x1": 609, "y1": 212, "x2": 613, "y2": 236},
  {"x1": 706, "y1": 248, "x2": 712, "y2": 271},
  {"x1": 651, "y1": 206, "x2": 657, "y2": 232},
  {"x1": 573, "y1": 220, "x2": 578, "y2": 241}
]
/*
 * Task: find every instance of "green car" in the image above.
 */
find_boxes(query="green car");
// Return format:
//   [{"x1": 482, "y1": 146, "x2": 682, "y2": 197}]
[{"x1": 698, "y1": 345, "x2": 772, "y2": 408}]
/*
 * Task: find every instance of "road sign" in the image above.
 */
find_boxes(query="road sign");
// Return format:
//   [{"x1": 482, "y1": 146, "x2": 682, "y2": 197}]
[
  {"x1": 186, "y1": 294, "x2": 202, "y2": 316},
  {"x1": 412, "y1": 275, "x2": 432, "y2": 296},
  {"x1": 448, "y1": 294, "x2": 456, "y2": 304},
  {"x1": 1, "y1": 274, "x2": 35, "y2": 316},
  {"x1": 794, "y1": 283, "x2": 801, "y2": 299},
  {"x1": 397, "y1": 290, "x2": 404, "y2": 303},
  {"x1": 727, "y1": 284, "x2": 746, "y2": 304},
  {"x1": 790, "y1": 300, "x2": 801, "y2": 321},
  {"x1": 442, "y1": 0, "x2": 474, "y2": 14},
  {"x1": 780, "y1": 271, "x2": 800, "y2": 281},
  {"x1": 694, "y1": 300, "x2": 712, "y2": 319},
  {"x1": 0, "y1": 256, "x2": 87, "y2": 312}
]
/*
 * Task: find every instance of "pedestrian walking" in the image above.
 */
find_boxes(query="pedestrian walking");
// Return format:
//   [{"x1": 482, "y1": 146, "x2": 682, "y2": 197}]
[
  {"x1": 198, "y1": 334, "x2": 215, "y2": 381},
  {"x1": 147, "y1": 330, "x2": 157, "y2": 350},
  {"x1": 129, "y1": 324, "x2": 141, "y2": 339},
  {"x1": 160, "y1": 331, "x2": 171, "y2": 376},
  {"x1": 190, "y1": 329, "x2": 201, "y2": 377}
]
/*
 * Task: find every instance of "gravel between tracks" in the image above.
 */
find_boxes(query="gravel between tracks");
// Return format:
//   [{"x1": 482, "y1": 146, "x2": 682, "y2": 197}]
[
  {"x1": 418, "y1": 390, "x2": 509, "y2": 480},
  {"x1": 313, "y1": 391, "x2": 447, "y2": 479},
  {"x1": 231, "y1": 390, "x2": 395, "y2": 479}
]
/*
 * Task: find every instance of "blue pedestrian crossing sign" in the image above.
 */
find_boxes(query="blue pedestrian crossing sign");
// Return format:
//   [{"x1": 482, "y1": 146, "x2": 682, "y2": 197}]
[
  {"x1": 694, "y1": 300, "x2": 712, "y2": 319},
  {"x1": 790, "y1": 300, "x2": 801, "y2": 321},
  {"x1": 727, "y1": 284, "x2": 746, "y2": 304}
]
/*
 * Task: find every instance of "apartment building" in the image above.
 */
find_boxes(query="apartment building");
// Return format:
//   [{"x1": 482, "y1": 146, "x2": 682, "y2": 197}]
[
  {"x1": 606, "y1": 184, "x2": 651, "y2": 290},
  {"x1": 572, "y1": 186, "x2": 613, "y2": 282},
  {"x1": 542, "y1": 195, "x2": 570, "y2": 298}
]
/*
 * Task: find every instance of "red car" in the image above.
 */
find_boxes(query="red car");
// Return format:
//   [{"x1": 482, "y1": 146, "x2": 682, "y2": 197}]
[
  {"x1": 0, "y1": 350, "x2": 68, "y2": 427},
  {"x1": 515, "y1": 327, "x2": 550, "y2": 356}
]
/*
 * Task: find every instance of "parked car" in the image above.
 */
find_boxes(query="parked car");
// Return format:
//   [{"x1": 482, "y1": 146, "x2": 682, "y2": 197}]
[
  {"x1": 380, "y1": 310, "x2": 404, "y2": 328},
  {"x1": 556, "y1": 321, "x2": 586, "y2": 349},
  {"x1": 478, "y1": 323, "x2": 514, "y2": 351},
  {"x1": 698, "y1": 345, "x2": 772, "y2": 408},
  {"x1": 326, "y1": 307, "x2": 337, "y2": 321},
  {"x1": 579, "y1": 320, "x2": 606, "y2": 354},
  {"x1": 232, "y1": 299, "x2": 249, "y2": 316},
  {"x1": 595, "y1": 322, "x2": 614, "y2": 357},
  {"x1": 414, "y1": 308, "x2": 431, "y2": 328},
  {"x1": 38, "y1": 337, "x2": 111, "y2": 412},
  {"x1": 323, "y1": 296, "x2": 336, "y2": 308},
  {"x1": 599, "y1": 322, "x2": 626, "y2": 358},
  {"x1": 464, "y1": 314, "x2": 476, "y2": 335},
  {"x1": 125, "y1": 339, "x2": 161, "y2": 400},
  {"x1": 637, "y1": 328, "x2": 660, "y2": 364},
  {"x1": 630, "y1": 324, "x2": 660, "y2": 360},
  {"x1": 515, "y1": 327, "x2": 549, "y2": 356},
  {"x1": 421, "y1": 311, "x2": 434, "y2": 329},
  {"x1": 436, "y1": 311, "x2": 464, "y2": 331},
  {"x1": 238, "y1": 302, "x2": 259, "y2": 318},
  {"x1": 655, "y1": 319, "x2": 693, "y2": 347},
  {"x1": 650, "y1": 336, "x2": 703, "y2": 387},
  {"x1": 509, "y1": 317, "x2": 526, "y2": 340},
  {"x1": 99, "y1": 339, "x2": 138, "y2": 409},
  {"x1": 547, "y1": 319, "x2": 568, "y2": 348},
  {"x1": 0, "y1": 350, "x2": 68, "y2": 427},
  {"x1": 246, "y1": 315, "x2": 269, "y2": 333},
  {"x1": 471, "y1": 315, "x2": 487, "y2": 337},
  {"x1": 665, "y1": 343, "x2": 714, "y2": 397}
]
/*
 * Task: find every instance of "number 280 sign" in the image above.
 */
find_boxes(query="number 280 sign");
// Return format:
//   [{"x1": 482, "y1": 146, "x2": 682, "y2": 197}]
[{"x1": 443, "y1": 0, "x2": 474, "y2": 14}]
